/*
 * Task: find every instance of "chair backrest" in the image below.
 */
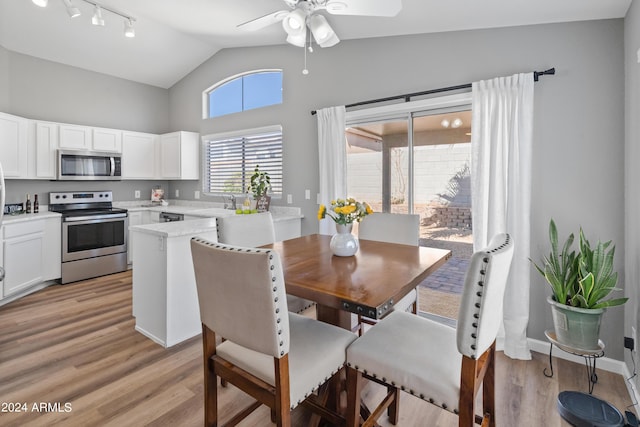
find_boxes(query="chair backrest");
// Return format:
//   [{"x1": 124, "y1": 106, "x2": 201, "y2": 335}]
[
  {"x1": 190, "y1": 238, "x2": 290, "y2": 358},
  {"x1": 216, "y1": 212, "x2": 276, "y2": 247},
  {"x1": 456, "y1": 233, "x2": 514, "y2": 359},
  {"x1": 358, "y1": 213, "x2": 420, "y2": 246}
]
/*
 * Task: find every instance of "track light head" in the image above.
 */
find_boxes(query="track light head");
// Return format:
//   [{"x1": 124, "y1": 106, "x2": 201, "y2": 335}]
[
  {"x1": 92, "y1": 5, "x2": 105, "y2": 26},
  {"x1": 62, "y1": 0, "x2": 80, "y2": 18},
  {"x1": 124, "y1": 19, "x2": 135, "y2": 38}
]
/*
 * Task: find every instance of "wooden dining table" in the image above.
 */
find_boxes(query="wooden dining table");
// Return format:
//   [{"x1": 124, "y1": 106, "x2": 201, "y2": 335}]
[{"x1": 263, "y1": 234, "x2": 452, "y2": 330}]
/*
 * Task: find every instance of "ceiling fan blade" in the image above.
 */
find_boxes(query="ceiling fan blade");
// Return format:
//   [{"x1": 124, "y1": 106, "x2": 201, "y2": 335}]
[
  {"x1": 237, "y1": 10, "x2": 290, "y2": 32},
  {"x1": 325, "y1": 0, "x2": 402, "y2": 17}
]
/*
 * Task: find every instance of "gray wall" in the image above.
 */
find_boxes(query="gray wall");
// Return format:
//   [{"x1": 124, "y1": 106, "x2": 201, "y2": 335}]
[
  {"x1": 0, "y1": 49, "x2": 173, "y2": 203},
  {"x1": 625, "y1": 2, "x2": 640, "y2": 389},
  {"x1": 169, "y1": 20, "x2": 627, "y2": 359},
  {"x1": 0, "y1": 45, "x2": 8, "y2": 111},
  {"x1": 5, "y1": 51, "x2": 170, "y2": 133}
]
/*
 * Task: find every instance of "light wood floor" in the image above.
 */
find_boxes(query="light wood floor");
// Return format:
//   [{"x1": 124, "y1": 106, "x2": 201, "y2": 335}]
[{"x1": 0, "y1": 271, "x2": 634, "y2": 426}]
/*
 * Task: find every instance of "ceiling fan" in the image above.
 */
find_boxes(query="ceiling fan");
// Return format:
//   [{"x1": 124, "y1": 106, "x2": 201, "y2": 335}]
[{"x1": 238, "y1": 0, "x2": 403, "y2": 48}]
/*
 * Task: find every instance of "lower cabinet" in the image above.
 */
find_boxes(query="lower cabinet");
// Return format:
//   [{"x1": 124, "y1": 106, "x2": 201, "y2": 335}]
[
  {"x1": 127, "y1": 211, "x2": 144, "y2": 265},
  {"x1": 1, "y1": 217, "x2": 61, "y2": 300},
  {"x1": 3, "y1": 220, "x2": 44, "y2": 297}
]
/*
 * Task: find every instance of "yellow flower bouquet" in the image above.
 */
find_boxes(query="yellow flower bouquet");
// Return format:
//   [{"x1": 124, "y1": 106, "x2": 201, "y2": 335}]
[{"x1": 318, "y1": 198, "x2": 373, "y2": 225}]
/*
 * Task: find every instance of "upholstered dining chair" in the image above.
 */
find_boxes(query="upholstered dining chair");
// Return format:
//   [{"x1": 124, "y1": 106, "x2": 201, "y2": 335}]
[
  {"x1": 216, "y1": 212, "x2": 315, "y2": 314},
  {"x1": 345, "y1": 233, "x2": 514, "y2": 427},
  {"x1": 190, "y1": 238, "x2": 357, "y2": 427},
  {"x1": 356, "y1": 213, "x2": 420, "y2": 334}
]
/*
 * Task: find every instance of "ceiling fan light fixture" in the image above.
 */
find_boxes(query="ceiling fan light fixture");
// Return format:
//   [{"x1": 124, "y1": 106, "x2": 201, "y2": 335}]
[
  {"x1": 92, "y1": 5, "x2": 105, "y2": 26},
  {"x1": 62, "y1": 0, "x2": 80, "y2": 18},
  {"x1": 282, "y1": 8, "x2": 307, "y2": 34},
  {"x1": 32, "y1": 0, "x2": 48, "y2": 7},
  {"x1": 286, "y1": 32, "x2": 306, "y2": 48},
  {"x1": 309, "y1": 14, "x2": 339, "y2": 47}
]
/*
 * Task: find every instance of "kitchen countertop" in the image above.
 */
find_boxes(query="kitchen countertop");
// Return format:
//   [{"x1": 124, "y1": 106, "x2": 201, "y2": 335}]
[
  {"x1": 116, "y1": 200, "x2": 303, "y2": 222},
  {"x1": 129, "y1": 218, "x2": 217, "y2": 238},
  {"x1": 2, "y1": 210, "x2": 61, "y2": 224}
]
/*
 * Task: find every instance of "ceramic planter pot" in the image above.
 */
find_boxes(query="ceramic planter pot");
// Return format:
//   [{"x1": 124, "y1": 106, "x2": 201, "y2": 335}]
[{"x1": 547, "y1": 297, "x2": 605, "y2": 350}]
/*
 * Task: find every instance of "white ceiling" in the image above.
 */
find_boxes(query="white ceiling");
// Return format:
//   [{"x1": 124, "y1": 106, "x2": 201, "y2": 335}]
[{"x1": 0, "y1": 0, "x2": 632, "y2": 89}]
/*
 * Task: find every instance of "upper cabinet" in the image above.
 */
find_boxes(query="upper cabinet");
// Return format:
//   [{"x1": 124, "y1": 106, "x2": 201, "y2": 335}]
[
  {"x1": 0, "y1": 112, "x2": 29, "y2": 178},
  {"x1": 122, "y1": 131, "x2": 158, "y2": 179},
  {"x1": 1, "y1": 111, "x2": 198, "y2": 181},
  {"x1": 93, "y1": 127, "x2": 122, "y2": 152},
  {"x1": 28, "y1": 121, "x2": 58, "y2": 179},
  {"x1": 59, "y1": 124, "x2": 122, "y2": 153},
  {"x1": 159, "y1": 131, "x2": 199, "y2": 180},
  {"x1": 59, "y1": 124, "x2": 92, "y2": 150}
]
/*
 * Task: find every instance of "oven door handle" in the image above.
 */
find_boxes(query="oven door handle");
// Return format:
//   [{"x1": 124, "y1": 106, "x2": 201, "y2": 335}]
[{"x1": 64, "y1": 213, "x2": 128, "y2": 222}]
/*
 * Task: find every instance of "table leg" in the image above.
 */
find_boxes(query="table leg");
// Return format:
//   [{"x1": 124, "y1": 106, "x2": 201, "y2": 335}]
[{"x1": 316, "y1": 304, "x2": 352, "y2": 330}]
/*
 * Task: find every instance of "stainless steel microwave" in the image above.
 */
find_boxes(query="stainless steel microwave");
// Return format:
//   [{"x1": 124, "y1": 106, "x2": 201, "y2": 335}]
[{"x1": 58, "y1": 150, "x2": 122, "y2": 180}]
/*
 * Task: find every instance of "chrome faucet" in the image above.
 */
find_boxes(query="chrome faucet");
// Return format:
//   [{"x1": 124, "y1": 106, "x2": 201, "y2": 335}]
[{"x1": 224, "y1": 194, "x2": 237, "y2": 210}]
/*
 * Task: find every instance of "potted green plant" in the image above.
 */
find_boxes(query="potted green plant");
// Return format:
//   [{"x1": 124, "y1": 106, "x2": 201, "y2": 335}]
[
  {"x1": 532, "y1": 219, "x2": 627, "y2": 350},
  {"x1": 248, "y1": 165, "x2": 271, "y2": 212}
]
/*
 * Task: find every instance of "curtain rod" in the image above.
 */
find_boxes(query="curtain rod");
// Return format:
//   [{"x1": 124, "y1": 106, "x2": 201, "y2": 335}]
[{"x1": 310, "y1": 67, "x2": 555, "y2": 116}]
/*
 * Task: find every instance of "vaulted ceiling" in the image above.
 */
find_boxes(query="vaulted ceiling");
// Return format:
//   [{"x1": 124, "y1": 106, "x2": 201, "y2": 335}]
[{"x1": 0, "y1": 0, "x2": 632, "y2": 88}]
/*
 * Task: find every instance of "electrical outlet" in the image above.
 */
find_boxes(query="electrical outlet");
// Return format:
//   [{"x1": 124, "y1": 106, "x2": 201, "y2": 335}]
[
  {"x1": 194, "y1": 191, "x2": 200, "y2": 199},
  {"x1": 287, "y1": 194, "x2": 292, "y2": 204},
  {"x1": 134, "y1": 190, "x2": 140, "y2": 199},
  {"x1": 175, "y1": 189, "x2": 179, "y2": 198},
  {"x1": 305, "y1": 189, "x2": 310, "y2": 200},
  {"x1": 625, "y1": 336, "x2": 635, "y2": 351}
]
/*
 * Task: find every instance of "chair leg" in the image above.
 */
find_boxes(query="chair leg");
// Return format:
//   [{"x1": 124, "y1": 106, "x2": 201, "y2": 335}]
[
  {"x1": 202, "y1": 326, "x2": 218, "y2": 427},
  {"x1": 459, "y1": 356, "x2": 478, "y2": 427},
  {"x1": 274, "y1": 355, "x2": 292, "y2": 427},
  {"x1": 346, "y1": 366, "x2": 363, "y2": 427},
  {"x1": 387, "y1": 386, "x2": 400, "y2": 424},
  {"x1": 482, "y1": 344, "x2": 496, "y2": 427}
]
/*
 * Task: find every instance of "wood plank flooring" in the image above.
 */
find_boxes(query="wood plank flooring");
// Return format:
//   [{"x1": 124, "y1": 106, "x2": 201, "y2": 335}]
[{"x1": 0, "y1": 271, "x2": 635, "y2": 426}]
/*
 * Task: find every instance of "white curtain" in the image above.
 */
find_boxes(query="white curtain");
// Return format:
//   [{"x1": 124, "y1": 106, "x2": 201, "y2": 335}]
[
  {"x1": 471, "y1": 73, "x2": 534, "y2": 360},
  {"x1": 317, "y1": 106, "x2": 346, "y2": 235}
]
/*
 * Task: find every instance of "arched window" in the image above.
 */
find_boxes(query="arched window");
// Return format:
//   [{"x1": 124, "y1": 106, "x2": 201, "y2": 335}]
[{"x1": 203, "y1": 70, "x2": 283, "y2": 119}]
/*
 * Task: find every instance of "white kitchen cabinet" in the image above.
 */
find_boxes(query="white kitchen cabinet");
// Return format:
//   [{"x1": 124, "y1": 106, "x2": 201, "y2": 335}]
[
  {"x1": 159, "y1": 131, "x2": 199, "y2": 180},
  {"x1": 93, "y1": 127, "x2": 122, "y2": 152},
  {"x1": 0, "y1": 112, "x2": 29, "y2": 178},
  {"x1": 27, "y1": 121, "x2": 58, "y2": 179},
  {"x1": 3, "y1": 220, "x2": 44, "y2": 297},
  {"x1": 122, "y1": 131, "x2": 158, "y2": 179},
  {"x1": 59, "y1": 124, "x2": 92, "y2": 150},
  {"x1": 127, "y1": 211, "x2": 143, "y2": 265},
  {"x1": 43, "y1": 217, "x2": 61, "y2": 281}
]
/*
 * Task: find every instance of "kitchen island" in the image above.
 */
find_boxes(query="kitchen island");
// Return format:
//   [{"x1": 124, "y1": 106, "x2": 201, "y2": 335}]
[{"x1": 130, "y1": 218, "x2": 217, "y2": 347}]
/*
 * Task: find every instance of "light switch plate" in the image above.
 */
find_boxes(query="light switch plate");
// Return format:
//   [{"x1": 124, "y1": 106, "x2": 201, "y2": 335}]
[
  {"x1": 195, "y1": 190, "x2": 200, "y2": 199},
  {"x1": 287, "y1": 194, "x2": 292, "y2": 204},
  {"x1": 134, "y1": 190, "x2": 140, "y2": 199},
  {"x1": 175, "y1": 189, "x2": 180, "y2": 198},
  {"x1": 305, "y1": 189, "x2": 310, "y2": 200}
]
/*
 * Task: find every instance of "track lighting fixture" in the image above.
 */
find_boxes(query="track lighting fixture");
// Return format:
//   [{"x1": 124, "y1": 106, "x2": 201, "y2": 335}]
[
  {"x1": 31, "y1": 0, "x2": 137, "y2": 38},
  {"x1": 91, "y1": 5, "x2": 105, "y2": 26},
  {"x1": 62, "y1": 0, "x2": 80, "y2": 18},
  {"x1": 124, "y1": 18, "x2": 135, "y2": 38}
]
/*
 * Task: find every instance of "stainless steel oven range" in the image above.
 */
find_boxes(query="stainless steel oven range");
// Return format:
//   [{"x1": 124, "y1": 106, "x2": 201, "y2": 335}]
[{"x1": 49, "y1": 191, "x2": 128, "y2": 284}]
